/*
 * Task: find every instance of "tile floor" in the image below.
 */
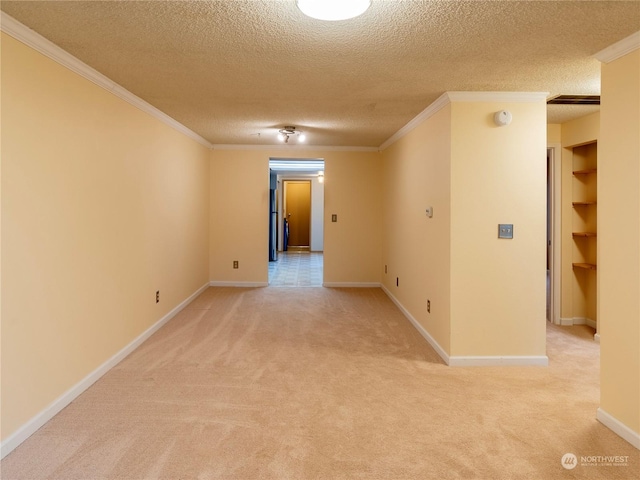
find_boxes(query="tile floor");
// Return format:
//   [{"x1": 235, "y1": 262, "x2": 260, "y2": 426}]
[{"x1": 269, "y1": 251, "x2": 323, "y2": 287}]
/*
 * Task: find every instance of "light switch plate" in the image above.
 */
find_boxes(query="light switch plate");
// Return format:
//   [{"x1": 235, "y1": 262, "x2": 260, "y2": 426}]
[
  {"x1": 331, "y1": 214, "x2": 337, "y2": 222},
  {"x1": 498, "y1": 224, "x2": 514, "y2": 239}
]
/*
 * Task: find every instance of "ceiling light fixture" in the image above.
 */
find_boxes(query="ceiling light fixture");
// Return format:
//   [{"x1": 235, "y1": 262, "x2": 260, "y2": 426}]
[
  {"x1": 297, "y1": 0, "x2": 371, "y2": 21},
  {"x1": 277, "y1": 126, "x2": 306, "y2": 144}
]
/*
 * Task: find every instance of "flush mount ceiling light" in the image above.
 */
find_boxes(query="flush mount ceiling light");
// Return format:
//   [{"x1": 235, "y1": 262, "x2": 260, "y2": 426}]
[
  {"x1": 278, "y1": 126, "x2": 306, "y2": 144},
  {"x1": 297, "y1": 0, "x2": 371, "y2": 21}
]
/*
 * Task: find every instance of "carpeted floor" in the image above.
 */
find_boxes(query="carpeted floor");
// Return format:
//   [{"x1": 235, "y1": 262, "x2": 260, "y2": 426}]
[{"x1": 1, "y1": 287, "x2": 638, "y2": 479}]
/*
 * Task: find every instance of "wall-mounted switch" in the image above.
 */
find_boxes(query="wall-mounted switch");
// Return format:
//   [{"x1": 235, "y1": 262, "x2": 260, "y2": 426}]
[
  {"x1": 498, "y1": 224, "x2": 514, "y2": 239},
  {"x1": 425, "y1": 206, "x2": 433, "y2": 218},
  {"x1": 331, "y1": 214, "x2": 337, "y2": 222}
]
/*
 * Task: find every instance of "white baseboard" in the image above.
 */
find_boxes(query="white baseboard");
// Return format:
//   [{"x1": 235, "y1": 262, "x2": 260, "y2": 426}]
[
  {"x1": 560, "y1": 317, "x2": 597, "y2": 329},
  {"x1": 380, "y1": 285, "x2": 451, "y2": 365},
  {"x1": 381, "y1": 286, "x2": 549, "y2": 367},
  {"x1": 0, "y1": 282, "x2": 210, "y2": 460},
  {"x1": 209, "y1": 281, "x2": 268, "y2": 287},
  {"x1": 597, "y1": 408, "x2": 640, "y2": 450},
  {"x1": 448, "y1": 355, "x2": 549, "y2": 367},
  {"x1": 323, "y1": 282, "x2": 381, "y2": 288}
]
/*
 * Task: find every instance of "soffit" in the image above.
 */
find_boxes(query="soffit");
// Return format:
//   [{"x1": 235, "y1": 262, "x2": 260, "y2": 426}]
[{"x1": 2, "y1": 1, "x2": 638, "y2": 147}]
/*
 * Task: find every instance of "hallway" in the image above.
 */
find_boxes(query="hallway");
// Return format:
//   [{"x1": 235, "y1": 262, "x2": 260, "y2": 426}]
[{"x1": 268, "y1": 251, "x2": 323, "y2": 287}]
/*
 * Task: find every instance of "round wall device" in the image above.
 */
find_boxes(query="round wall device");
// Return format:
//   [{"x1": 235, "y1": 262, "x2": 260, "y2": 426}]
[{"x1": 494, "y1": 110, "x2": 512, "y2": 126}]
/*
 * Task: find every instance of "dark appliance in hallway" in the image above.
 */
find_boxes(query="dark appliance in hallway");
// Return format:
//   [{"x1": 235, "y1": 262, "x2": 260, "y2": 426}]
[{"x1": 269, "y1": 189, "x2": 278, "y2": 261}]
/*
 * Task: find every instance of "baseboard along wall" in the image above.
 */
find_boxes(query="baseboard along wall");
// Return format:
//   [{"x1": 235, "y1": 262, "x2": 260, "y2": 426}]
[
  {"x1": 209, "y1": 281, "x2": 269, "y2": 287},
  {"x1": 0, "y1": 282, "x2": 210, "y2": 460},
  {"x1": 597, "y1": 408, "x2": 640, "y2": 450},
  {"x1": 381, "y1": 285, "x2": 549, "y2": 367}
]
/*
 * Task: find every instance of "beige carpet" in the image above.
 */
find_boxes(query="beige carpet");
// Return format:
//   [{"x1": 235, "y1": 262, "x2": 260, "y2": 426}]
[{"x1": 2, "y1": 287, "x2": 638, "y2": 479}]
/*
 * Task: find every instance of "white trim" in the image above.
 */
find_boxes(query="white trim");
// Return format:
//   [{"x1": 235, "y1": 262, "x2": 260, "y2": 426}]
[
  {"x1": 561, "y1": 317, "x2": 597, "y2": 329},
  {"x1": 381, "y1": 285, "x2": 549, "y2": 367},
  {"x1": 448, "y1": 355, "x2": 549, "y2": 367},
  {"x1": 212, "y1": 144, "x2": 378, "y2": 152},
  {"x1": 548, "y1": 143, "x2": 562, "y2": 326},
  {"x1": 594, "y1": 31, "x2": 640, "y2": 64},
  {"x1": 209, "y1": 281, "x2": 268, "y2": 288},
  {"x1": 322, "y1": 282, "x2": 381, "y2": 288},
  {"x1": 0, "y1": 12, "x2": 213, "y2": 149},
  {"x1": 0, "y1": 282, "x2": 210, "y2": 460},
  {"x1": 379, "y1": 91, "x2": 550, "y2": 151},
  {"x1": 597, "y1": 408, "x2": 640, "y2": 450},
  {"x1": 446, "y1": 91, "x2": 549, "y2": 103},
  {"x1": 379, "y1": 92, "x2": 451, "y2": 150},
  {"x1": 380, "y1": 285, "x2": 451, "y2": 365}
]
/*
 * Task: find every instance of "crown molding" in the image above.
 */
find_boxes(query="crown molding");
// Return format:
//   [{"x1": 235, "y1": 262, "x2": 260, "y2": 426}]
[
  {"x1": 211, "y1": 144, "x2": 379, "y2": 152},
  {"x1": 594, "y1": 31, "x2": 640, "y2": 64},
  {"x1": 0, "y1": 12, "x2": 213, "y2": 149},
  {"x1": 379, "y1": 92, "x2": 451, "y2": 151},
  {"x1": 379, "y1": 91, "x2": 549, "y2": 151}
]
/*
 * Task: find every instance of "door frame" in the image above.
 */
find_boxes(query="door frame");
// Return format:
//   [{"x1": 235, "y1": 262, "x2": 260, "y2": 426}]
[
  {"x1": 283, "y1": 179, "x2": 312, "y2": 249},
  {"x1": 548, "y1": 144, "x2": 562, "y2": 324}
]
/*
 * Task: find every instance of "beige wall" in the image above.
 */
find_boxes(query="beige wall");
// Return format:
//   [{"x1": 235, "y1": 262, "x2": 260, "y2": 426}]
[
  {"x1": 559, "y1": 113, "x2": 600, "y2": 321},
  {"x1": 209, "y1": 148, "x2": 382, "y2": 285},
  {"x1": 547, "y1": 124, "x2": 562, "y2": 144},
  {"x1": 599, "y1": 49, "x2": 640, "y2": 436},
  {"x1": 449, "y1": 100, "x2": 547, "y2": 356},
  {"x1": 1, "y1": 34, "x2": 210, "y2": 441},
  {"x1": 210, "y1": 151, "x2": 270, "y2": 284},
  {"x1": 381, "y1": 105, "x2": 452, "y2": 352},
  {"x1": 381, "y1": 96, "x2": 547, "y2": 359}
]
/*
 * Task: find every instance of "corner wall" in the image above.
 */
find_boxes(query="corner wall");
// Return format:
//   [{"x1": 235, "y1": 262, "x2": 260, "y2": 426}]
[
  {"x1": 598, "y1": 48, "x2": 640, "y2": 446},
  {"x1": 381, "y1": 93, "x2": 548, "y2": 362},
  {"x1": 1, "y1": 34, "x2": 210, "y2": 443},
  {"x1": 449, "y1": 98, "x2": 547, "y2": 358}
]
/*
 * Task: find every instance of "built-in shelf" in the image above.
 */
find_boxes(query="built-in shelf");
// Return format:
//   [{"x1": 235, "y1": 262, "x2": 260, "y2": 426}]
[
  {"x1": 573, "y1": 262, "x2": 597, "y2": 270},
  {"x1": 572, "y1": 201, "x2": 597, "y2": 206},
  {"x1": 572, "y1": 232, "x2": 597, "y2": 237},
  {"x1": 573, "y1": 168, "x2": 597, "y2": 175}
]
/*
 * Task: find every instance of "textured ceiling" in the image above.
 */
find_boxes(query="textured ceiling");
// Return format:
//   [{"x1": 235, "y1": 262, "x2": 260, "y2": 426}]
[{"x1": 2, "y1": 1, "x2": 639, "y2": 147}]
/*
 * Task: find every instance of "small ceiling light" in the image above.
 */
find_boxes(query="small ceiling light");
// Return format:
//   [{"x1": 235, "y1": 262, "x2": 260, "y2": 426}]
[
  {"x1": 277, "y1": 126, "x2": 306, "y2": 144},
  {"x1": 297, "y1": 0, "x2": 371, "y2": 21}
]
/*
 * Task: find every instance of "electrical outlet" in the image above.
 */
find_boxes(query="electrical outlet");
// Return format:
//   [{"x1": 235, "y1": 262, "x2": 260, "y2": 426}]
[
  {"x1": 498, "y1": 224, "x2": 514, "y2": 239},
  {"x1": 396, "y1": 277, "x2": 399, "y2": 287},
  {"x1": 233, "y1": 260, "x2": 239, "y2": 269},
  {"x1": 385, "y1": 265, "x2": 388, "y2": 274},
  {"x1": 427, "y1": 299, "x2": 431, "y2": 313},
  {"x1": 156, "y1": 291, "x2": 160, "y2": 304},
  {"x1": 331, "y1": 214, "x2": 337, "y2": 222}
]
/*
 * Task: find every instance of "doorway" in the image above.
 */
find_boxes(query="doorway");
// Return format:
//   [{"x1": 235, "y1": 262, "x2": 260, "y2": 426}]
[
  {"x1": 284, "y1": 180, "x2": 311, "y2": 249},
  {"x1": 547, "y1": 145, "x2": 561, "y2": 324},
  {"x1": 267, "y1": 159, "x2": 325, "y2": 286}
]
